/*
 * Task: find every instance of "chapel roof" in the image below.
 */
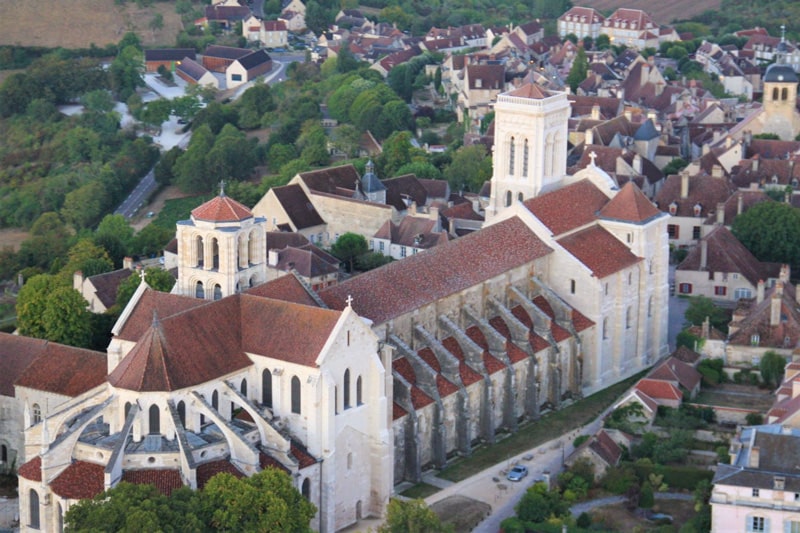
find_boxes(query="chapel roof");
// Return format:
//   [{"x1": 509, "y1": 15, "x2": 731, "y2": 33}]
[
  {"x1": 523, "y1": 179, "x2": 611, "y2": 236},
  {"x1": 598, "y1": 181, "x2": 661, "y2": 223},
  {"x1": 191, "y1": 194, "x2": 253, "y2": 223}
]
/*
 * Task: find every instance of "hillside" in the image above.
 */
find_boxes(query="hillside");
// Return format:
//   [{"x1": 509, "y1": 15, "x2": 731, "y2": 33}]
[
  {"x1": 0, "y1": 0, "x2": 184, "y2": 49},
  {"x1": 560, "y1": 0, "x2": 721, "y2": 25}
]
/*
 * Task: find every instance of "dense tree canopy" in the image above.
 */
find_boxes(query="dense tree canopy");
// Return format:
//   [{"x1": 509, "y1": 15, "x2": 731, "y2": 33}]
[
  {"x1": 731, "y1": 201, "x2": 800, "y2": 271},
  {"x1": 16, "y1": 274, "x2": 92, "y2": 347},
  {"x1": 378, "y1": 498, "x2": 452, "y2": 533}
]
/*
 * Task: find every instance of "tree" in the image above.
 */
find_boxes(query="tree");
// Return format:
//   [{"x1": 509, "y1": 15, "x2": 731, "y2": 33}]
[
  {"x1": 237, "y1": 83, "x2": 275, "y2": 129},
  {"x1": 110, "y1": 45, "x2": 145, "y2": 101},
  {"x1": 760, "y1": 351, "x2": 787, "y2": 389},
  {"x1": 206, "y1": 124, "x2": 256, "y2": 183},
  {"x1": 684, "y1": 295, "x2": 729, "y2": 333},
  {"x1": 115, "y1": 267, "x2": 176, "y2": 311},
  {"x1": 41, "y1": 285, "x2": 93, "y2": 347},
  {"x1": 566, "y1": 46, "x2": 589, "y2": 93},
  {"x1": 331, "y1": 233, "x2": 368, "y2": 273},
  {"x1": 330, "y1": 124, "x2": 361, "y2": 158},
  {"x1": 16, "y1": 274, "x2": 61, "y2": 339},
  {"x1": 174, "y1": 124, "x2": 214, "y2": 193},
  {"x1": 443, "y1": 144, "x2": 492, "y2": 192},
  {"x1": 378, "y1": 498, "x2": 452, "y2": 533},
  {"x1": 60, "y1": 239, "x2": 114, "y2": 282},
  {"x1": 81, "y1": 89, "x2": 115, "y2": 113},
  {"x1": 140, "y1": 98, "x2": 173, "y2": 130},
  {"x1": 515, "y1": 482, "x2": 569, "y2": 524},
  {"x1": 731, "y1": 201, "x2": 800, "y2": 270},
  {"x1": 149, "y1": 13, "x2": 164, "y2": 38}
]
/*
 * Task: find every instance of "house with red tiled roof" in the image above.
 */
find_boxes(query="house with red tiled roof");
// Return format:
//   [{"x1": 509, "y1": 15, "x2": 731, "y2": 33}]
[
  {"x1": 558, "y1": 7, "x2": 605, "y2": 40},
  {"x1": 599, "y1": 8, "x2": 673, "y2": 50},
  {"x1": 263, "y1": 231, "x2": 339, "y2": 291},
  {"x1": 648, "y1": 356, "x2": 702, "y2": 398},
  {"x1": 372, "y1": 213, "x2": 449, "y2": 260},
  {"x1": 458, "y1": 63, "x2": 506, "y2": 124},
  {"x1": 565, "y1": 428, "x2": 632, "y2": 479}
]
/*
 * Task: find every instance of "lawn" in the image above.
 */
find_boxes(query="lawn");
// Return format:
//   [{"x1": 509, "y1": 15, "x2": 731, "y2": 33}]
[
  {"x1": 693, "y1": 383, "x2": 774, "y2": 412},
  {"x1": 437, "y1": 373, "x2": 645, "y2": 482},
  {"x1": 152, "y1": 194, "x2": 212, "y2": 230},
  {"x1": 400, "y1": 482, "x2": 441, "y2": 499}
]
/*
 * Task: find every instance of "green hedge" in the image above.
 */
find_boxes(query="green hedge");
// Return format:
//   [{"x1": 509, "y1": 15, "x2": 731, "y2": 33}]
[{"x1": 629, "y1": 462, "x2": 713, "y2": 490}]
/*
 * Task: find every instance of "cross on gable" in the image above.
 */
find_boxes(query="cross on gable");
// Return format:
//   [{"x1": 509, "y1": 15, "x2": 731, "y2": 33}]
[
  {"x1": 219, "y1": 180, "x2": 226, "y2": 196},
  {"x1": 346, "y1": 294, "x2": 353, "y2": 307},
  {"x1": 589, "y1": 151, "x2": 598, "y2": 167}
]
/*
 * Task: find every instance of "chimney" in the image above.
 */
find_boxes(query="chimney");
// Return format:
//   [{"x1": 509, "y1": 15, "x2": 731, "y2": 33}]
[
  {"x1": 725, "y1": 136, "x2": 733, "y2": 149},
  {"x1": 73, "y1": 270, "x2": 84, "y2": 291},
  {"x1": 737, "y1": 194, "x2": 744, "y2": 215},
  {"x1": 624, "y1": 109, "x2": 632, "y2": 121},
  {"x1": 123, "y1": 256, "x2": 134, "y2": 269},
  {"x1": 771, "y1": 282, "x2": 783, "y2": 326},
  {"x1": 681, "y1": 171, "x2": 690, "y2": 199},
  {"x1": 700, "y1": 239, "x2": 708, "y2": 270},
  {"x1": 750, "y1": 446, "x2": 760, "y2": 468},
  {"x1": 793, "y1": 378, "x2": 800, "y2": 399},
  {"x1": 268, "y1": 249, "x2": 279, "y2": 266},
  {"x1": 716, "y1": 202, "x2": 725, "y2": 225},
  {"x1": 702, "y1": 316, "x2": 710, "y2": 339},
  {"x1": 585, "y1": 128, "x2": 594, "y2": 146},
  {"x1": 591, "y1": 104, "x2": 600, "y2": 120},
  {"x1": 712, "y1": 164, "x2": 723, "y2": 178},
  {"x1": 641, "y1": 64, "x2": 649, "y2": 86},
  {"x1": 780, "y1": 264, "x2": 790, "y2": 283},
  {"x1": 753, "y1": 155, "x2": 759, "y2": 172},
  {"x1": 757, "y1": 280, "x2": 765, "y2": 303},
  {"x1": 633, "y1": 154, "x2": 642, "y2": 174}
]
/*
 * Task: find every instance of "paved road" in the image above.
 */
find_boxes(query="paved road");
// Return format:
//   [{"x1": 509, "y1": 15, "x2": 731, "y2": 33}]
[{"x1": 115, "y1": 168, "x2": 157, "y2": 219}]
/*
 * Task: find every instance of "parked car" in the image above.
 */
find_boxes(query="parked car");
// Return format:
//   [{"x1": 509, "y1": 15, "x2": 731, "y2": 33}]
[{"x1": 507, "y1": 465, "x2": 528, "y2": 482}]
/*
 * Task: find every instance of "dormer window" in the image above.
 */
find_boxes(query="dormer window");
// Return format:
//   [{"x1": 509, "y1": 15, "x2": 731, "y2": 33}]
[
  {"x1": 751, "y1": 334, "x2": 760, "y2": 346},
  {"x1": 693, "y1": 203, "x2": 702, "y2": 217},
  {"x1": 792, "y1": 178, "x2": 798, "y2": 188},
  {"x1": 668, "y1": 202, "x2": 678, "y2": 215},
  {"x1": 771, "y1": 175, "x2": 779, "y2": 185}
]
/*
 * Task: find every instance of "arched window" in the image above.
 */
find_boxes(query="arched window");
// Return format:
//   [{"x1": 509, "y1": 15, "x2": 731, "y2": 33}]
[
  {"x1": 212, "y1": 390, "x2": 219, "y2": 410},
  {"x1": 250, "y1": 275, "x2": 257, "y2": 288},
  {"x1": 291, "y1": 376, "x2": 301, "y2": 414},
  {"x1": 262, "y1": 369, "x2": 273, "y2": 408},
  {"x1": 773, "y1": 87, "x2": 779, "y2": 101},
  {"x1": 195, "y1": 281, "x2": 205, "y2": 299},
  {"x1": 213, "y1": 284, "x2": 222, "y2": 300},
  {"x1": 1, "y1": 444, "x2": 7, "y2": 463},
  {"x1": 782, "y1": 87, "x2": 788, "y2": 100},
  {"x1": 357, "y1": 376, "x2": 363, "y2": 405},
  {"x1": 248, "y1": 230, "x2": 258, "y2": 266},
  {"x1": 602, "y1": 318, "x2": 608, "y2": 339},
  {"x1": 57, "y1": 502, "x2": 63, "y2": 533},
  {"x1": 177, "y1": 401, "x2": 186, "y2": 428},
  {"x1": 517, "y1": 192, "x2": 524, "y2": 202},
  {"x1": 211, "y1": 237, "x2": 220, "y2": 269},
  {"x1": 302, "y1": 478, "x2": 310, "y2": 500},
  {"x1": 29, "y1": 489, "x2": 40, "y2": 529},
  {"x1": 32, "y1": 403, "x2": 41, "y2": 425},
  {"x1": 625, "y1": 307, "x2": 632, "y2": 329},
  {"x1": 505, "y1": 190, "x2": 512, "y2": 207},
  {"x1": 149, "y1": 404, "x2": 160, "y2": 434},
  {"x1": 343, "y1": 369, "x2": 351, "y2": 409},
  {"x1": 195, "y1": 236, "x2": 204, "y2": 267},
  {"x1": 124, "y1": 402, "x2": 132, "y2": 420},
  {"x1": 523, "y1": 139, "x2": 529, "y2": 177},
  {"x1": 509, "y1": 136, "x2": 516, "y2": 175},
  {"x1": 240, "y1": 379, "x2": 247, "y2": 397}
]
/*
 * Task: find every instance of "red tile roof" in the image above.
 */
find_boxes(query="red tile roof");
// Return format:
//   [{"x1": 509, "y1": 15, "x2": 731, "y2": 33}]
[
  {"x1": 572, "y1": 309, "x2": 595, "y2": 332},
  {"x1": 259, "y1": 452, "x2": 290, "y2": 473},
  {"x1": 436, "y1": 375, "x2": 459, "y2": 397},
  {"x1": 0, "y1": 333, "x2": 45, "y2": 397},
  {"x1": 648, "y1": 357, "x2": 701, "y2": 391},
  {"x1": 483, "y1": 352, "x2": 505, "y2": 374},
  {"x1": 441, "y1": 337, "x2": 483, "y2": 386},
  {"x1": 122, "y1": 469, "x2": 184, "y2": 496},
  {"x1": 635, "y1": 378, "x2": 682, "y2": 401},
  {"x1": 245, "y1": 274, "x2": 320, "y2": 307},
  {"x1": 117, "y1": 289, "x2": 205, "y2": 342},
  {"x1": 18, "y1": 456, "x2": 41, "y2": 481},
  {"x1": 197, "y1": 459, "x2": 244, "y2": 488},
  {"x1": 393, "y1": 358, "x2": 435, "y2": 409},
  {"x1": 15, "y1": 343, "x2": 107, "y2": 397},
  {"x1": 191, "y1": 194, "x2": 253, "y2": 222},
  {"x1": 533, "y1": 296, "x2": 572, "y2": 342},
  {"x1": 393, "y1": 402, "x2": 408, "y2": 420},
  {"x1": 109, "y1": 319, "x2": 173, "y2": 392},
  {"x1": 321, "y1": 216, "x2": 552, "y2": 324},
  {"x1": 589, "y1": 430, "x2": 623, "y2": 466},
  {"x1": 599, "y1": 182, "x2": 661, "y2": 223},
  {"x1": 291, "y1": 440, "x2": 317, "y2": 469},
  {"x1": 523, "y1": 180, "x2": 610, "y2": 236},
  {"x1": 507, "y1": 83, "x2": 549, "y2": 99},
  {"x1": 557, "y1": 226, "x2": 642, "y2": 279},
  {"x1": 51, "y1": 461, "x2": 105, "y2": 499}
]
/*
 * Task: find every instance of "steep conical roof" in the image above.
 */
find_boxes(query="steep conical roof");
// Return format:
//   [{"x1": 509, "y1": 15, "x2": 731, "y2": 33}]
[
  {"x1": 599, "y1": 182, "x2": 661, "y2": 223},
  {"x1": 109, "y1": 313, "x2": 174, "y2": 392}
]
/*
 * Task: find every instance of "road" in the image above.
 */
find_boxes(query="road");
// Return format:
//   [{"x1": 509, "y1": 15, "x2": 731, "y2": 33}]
[{"x1": 114, "y1": 168, "x2": 157, "y2": 220}]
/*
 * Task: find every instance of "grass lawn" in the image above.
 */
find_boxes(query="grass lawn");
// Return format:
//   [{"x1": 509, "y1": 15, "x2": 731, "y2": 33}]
[
  {"x1": 400, "y1": 482, "x2": 441, "y2": 499},
  {"x1": 152, "y1": 195, "x2": 212, "y2": 230},
  {"x1": 437, "y1": 373, "x2": 644, "y2": 482}
]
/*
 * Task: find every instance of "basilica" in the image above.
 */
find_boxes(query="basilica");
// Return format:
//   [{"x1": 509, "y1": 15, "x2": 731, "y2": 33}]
[{"x1": 5, "y1": 82, "x2": 669, "y2": 532}]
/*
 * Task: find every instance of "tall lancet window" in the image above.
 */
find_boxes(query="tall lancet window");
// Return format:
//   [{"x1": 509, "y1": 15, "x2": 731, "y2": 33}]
[
  {"x1": 522, "y1": 139, "x2": 529, "y2": 177},
  {"x1": 509, "y1": 137, "x2": 515, "y2": 175}
]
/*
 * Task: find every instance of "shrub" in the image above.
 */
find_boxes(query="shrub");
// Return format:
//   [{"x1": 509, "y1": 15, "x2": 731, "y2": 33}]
[
  {"x1": 601, "y1": 464, "x2": 638, "y2": 494},
  {"x1": 573, "y1": 435, "x2": 589, "y2": 448},
  {"x1": 639, "y1": 483, "x2": 655, "y2": 509},
  {"x1": 631, "y1": 463, "x2": 714, "y2": 490},
  {"x1": 576, "y1": 512, "x2": 592, "y2": 529},
  {"x1": 745, "y1": 413, "x2": 764, "y2": 426}
]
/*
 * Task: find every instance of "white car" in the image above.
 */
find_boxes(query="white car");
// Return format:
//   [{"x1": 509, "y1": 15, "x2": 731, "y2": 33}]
[{"x1": 507, "y1": 465, "x2": 528, "y2": 482}]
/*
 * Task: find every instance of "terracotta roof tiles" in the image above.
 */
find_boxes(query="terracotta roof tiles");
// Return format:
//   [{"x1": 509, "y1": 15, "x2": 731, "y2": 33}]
[
  {"x1": 15, "y1": 342, "x2": 107, "y2": 397},
  {"x1": 51, "y1": 461, "x2": 105, "y2": 500},
  {"x1": 244, "y1": 274, "x2": 320, "y2": 307},
  {"x1": 191, "y1": 194, "x2": 253, "y2": 222},
  {"x1": 0, "y1": 333, "x2": 45, "y2": 397},
  {"x1": 635, "y1": 378, "x2": 682, "y2": 401},
  {"x1": 18, "y1": 456, "x2": 41, "y2": 481},
  {"x1": 557, "y1": 226, "x2": 642, "y2": 279},
  {"x1": 291, "y1": 440, "x2": 317, "y2": 469},
  {"x1": 117, "y1": 289, "x2": 206, "y2": 342},
  {"x1": 320, "y1": 216, "x2": 552, "y2": 324},
  {"x1": 523, "y1": 180, "x2": 611, "y2": 236},
  {"x1": 599, "y1": 182, "x2": 662, "y2": 223},
  {"x1": 122, "y1": 469, "x2": 184, "y2": 496},
  {"x1": 197, "y1": 459, "x2": 244, "y2": 488}
]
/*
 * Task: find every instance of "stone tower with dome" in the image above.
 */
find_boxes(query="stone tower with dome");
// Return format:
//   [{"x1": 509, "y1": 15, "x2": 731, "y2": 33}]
[{"x1": 175, "y1": 187, "x2": 268, "y2": 300}]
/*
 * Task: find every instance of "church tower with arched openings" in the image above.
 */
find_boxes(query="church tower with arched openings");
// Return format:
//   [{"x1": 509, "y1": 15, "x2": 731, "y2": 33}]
[
  {"x1": 485, "y1": 83, "x2": 571, "y2": 223},
  {"x1": 176, "y1": 187, "x2": 267, "y2": 300},
  {"x1": 760, "y1": 27, "x2": 800, "y2": 141}
]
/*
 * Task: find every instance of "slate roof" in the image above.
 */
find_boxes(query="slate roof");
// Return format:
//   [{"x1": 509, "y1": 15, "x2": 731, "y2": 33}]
[
  {"x1": 0, "y1": 333, "x2": 46, "y2": 397},
  {"x1": 270, "y1": 184, "x2": 325, "y2": 229},
  {"x1": 653, "y1": 173, "x2": 735, "y2": 218},
  {"x1": 298, "y1": 165, "x2": 361, "y2": 195},
  {"x1": 764, "y1": 63, "x2": 798, "y2": 83},
  {"x1": 523, "y1": 180, "x2": 611, "y2": 236},
  {"x1": 145, "y1": 49, "x2": 197, "y2": 62},
  {"x1": 122, "y1": 469, "x2": 184, "y2": 496},
  {"x1": 50, "y1": 461, "x2": 105, "y2": 500},
  {"x1": 237, "y1": 49, "x2": 272, "y2": 70},
  {"x1": 599, "y1": 182, "x2": 661, "y2": 224},
  {"x1": 87, "y1": 268, "x2": 135, "y2": 309},
  {"x1": 204, "y1": 45, "x2": 252, "y2": 60},
  {"x1": 15, "y1": 341, "x2": 106, "y2": 397},
  {"x1": 677, "y1": 225, "x2": 780, "y2": 287},
  {"x1": 320, "y1": 216, "x2": 553, "y2": 324},
  {"x1": 383, "y1": 174, "x2": 429, "y2": 211},
  {"x1": 176, "y1": 57, "x2": 210, "y2": 82}
]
